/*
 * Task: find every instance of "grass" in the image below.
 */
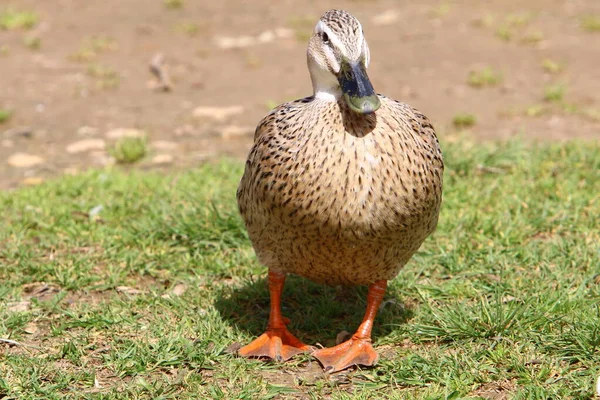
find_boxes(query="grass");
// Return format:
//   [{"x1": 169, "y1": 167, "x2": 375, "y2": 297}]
[
  {"x1": 1, "y1": 139, "x2": 600, "y2": 398},
  {"x1": 164, "y1": 0, "x2": 184, "y2": 9},
  {"x1": 0, "y1": 8, "x2": 38, "y2": 30},
  {"x1": 0, "y1": 109, "x2": 12, "y2": 124},
  {"x1": 520, "y1": 30, "x2": 544, "y2": 45},
  {"x1": 580, "y1": 16, "x2": 600, "y2": 33},
  {"x1": 487, "y1": 12, "x2": 539, "y2": 43},
  {"x1": 109, "y1": 136, "x2": 148, "y2": 164},
  {"x1": 452, "y1": 113, "x2": 477, "y2": 129},
  {"x1": 87, "y1": 64, "x2": 120, "y2": 89},
  {"x1": 174, "y1": 22, "x2": 202, "y2": 36},
  {"x1": 495, "y1": 25, "x2": 513, "y2": 41},
  {"x1": 468, "y1": 67, "x2": 502, "y2": 88},
  {"x1": 542, "y1": 59, "x2": 564, "y2": 74},
  {"x1": 69, "y1": 36, "x2": 118, "y2": 63},
  {"x1": 23, "y1": 36, "x2": 41, "y2": 50},
  {"x1": 543, "y1": 84, "x2": 566, "y2": 103}
]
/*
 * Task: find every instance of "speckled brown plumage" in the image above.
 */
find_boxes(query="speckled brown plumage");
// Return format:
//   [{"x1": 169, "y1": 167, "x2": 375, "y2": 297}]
[
  {"x1": 235, "y1": 9, "x2": 444, "y2": 372},
  {"x1": 237, "y1": 96, "x2": 443, "y2": 285}
]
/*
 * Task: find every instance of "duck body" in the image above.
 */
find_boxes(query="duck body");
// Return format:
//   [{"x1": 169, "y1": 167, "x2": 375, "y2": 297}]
[
  {"x1": 237, "y1": 96, "x2": 443, "y2": 286},
  {"x1": 235, "y1": 9, "x2": 443, "y2": 373}
]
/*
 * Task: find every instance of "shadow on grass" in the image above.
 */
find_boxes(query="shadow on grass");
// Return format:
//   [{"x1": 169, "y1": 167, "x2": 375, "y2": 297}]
[{"x1": 214, "y1": 275, "x2": 413, "y2": 348}]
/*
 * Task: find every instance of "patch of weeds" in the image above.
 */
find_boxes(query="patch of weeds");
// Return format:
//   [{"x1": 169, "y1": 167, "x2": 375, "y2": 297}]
[
  {"x1": 541, "y1": 59, "x2": 563, "y2": 74},
  {"x1": 468, "y1": 67, "x2": 502, "y2": 88},
  {"x1": 520, "y1": 30, "x2": 544, "y2": 45},
  {"x1": 543, "y1": 84, "x2": 566, "y2": 103},
  {"x1": 580, "y1": 16, "x2": 600, "y2": 32},
  {"x1": 493, "y1": 12, "x2": 536, "y2": 42},
  {"x1": 505, "y1": 12, "x2": 534, "y2": 28},
  {"x1": 288, "y1": 15, "x2": 315, "y2": 42},
  {"x1": 87, "y1": 64, "x2": 120, "y2": 89},
  {"x1": 0, "y1": 8, "x2": 38, "y2": 30},
  {"x1": 174, "y1": 22, "x2": 202, "y2": 36},
  {"x1": 452, "y1": 113, "x2": 477, "y2": 129},
  {"x1": 23, "y1": 36, "x2": 41, "y2": 50},
  {"x1": 164, "y1": 0, "x2": 184, "y2": 9},
  {"x1": 0, "y1": 45, "x2": 8, "y2": 56},
  {"x1": 560, "y1": 102, "x2": 579, "y2": 114},
  {"x1": 495, "y1": 25, "x2": 513, "y2": 41},
  {"x1": 524, "y1": 104, "x2": 549, "y2": 117},
  {"x1": 69, "y1": 36, "x2": 118, "y2": 63},
  {"x1": 110, "y1": 136, "x2": 148, "y2": 164},
  {"x1": 0, "y1": 109, "x2": 12, "y2": 124}
]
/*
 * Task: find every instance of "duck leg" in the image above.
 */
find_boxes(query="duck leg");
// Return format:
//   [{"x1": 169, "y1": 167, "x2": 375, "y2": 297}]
[
  {"x1": 239, "y1": 270, "x2": 313, "y2": 361},
  {"x1": 313, "y1": 280, "x2": 387, "y2": 373}
]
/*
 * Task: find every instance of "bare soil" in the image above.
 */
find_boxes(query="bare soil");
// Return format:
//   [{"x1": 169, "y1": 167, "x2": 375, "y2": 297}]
[{"x1": 1, "y1": 0, "x2": 599, "y2": 189}]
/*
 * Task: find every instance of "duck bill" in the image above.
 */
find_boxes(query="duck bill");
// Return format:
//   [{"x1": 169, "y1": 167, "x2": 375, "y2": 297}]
[{"x1": 338, "y1": 60, "x2": 381, "y2": 114}]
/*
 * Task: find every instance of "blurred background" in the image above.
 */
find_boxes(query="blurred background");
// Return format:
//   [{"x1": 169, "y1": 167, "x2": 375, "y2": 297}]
[{"x1": 0, "y1": 0, "x2": 599, "y2": 189}]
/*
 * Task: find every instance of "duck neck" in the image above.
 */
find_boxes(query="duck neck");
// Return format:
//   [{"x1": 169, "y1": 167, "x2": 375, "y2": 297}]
[{"x1": 308, "y1": 61, "x2": 341, "y2": 102}]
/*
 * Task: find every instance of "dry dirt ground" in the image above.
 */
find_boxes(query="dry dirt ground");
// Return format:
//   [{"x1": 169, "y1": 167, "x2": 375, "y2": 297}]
[{"x1": 0, "y1": 0, "x2": 599, "y2": 189}]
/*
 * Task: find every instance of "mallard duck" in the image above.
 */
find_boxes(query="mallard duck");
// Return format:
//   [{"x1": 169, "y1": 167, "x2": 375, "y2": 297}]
[{"x1": 236, "y1": 9, "x2": 443, "y2": 373}]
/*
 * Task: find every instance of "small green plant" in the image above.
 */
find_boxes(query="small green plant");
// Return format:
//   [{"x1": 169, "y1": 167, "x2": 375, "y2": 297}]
[
  {"x1": 542, "y1": 59, "x2": 563, "y2": 74},
  {"x1": 524, "y1": 104, "x2": 549, "y2": 117},
  {"x1": 0, "y1": 109, "x2": 12, "y2": 124},
  {"x1": 506, "y1": 12, "x2": 534, "y2": 28},
  {"x1": 580, "y1": 16, "x2": 600, "y2": 32},
  {"x1": 544, "y1": 84, "x2": 565, "y2": 103},
  {"x1": 520, "y1": 30, "x2": 544, "y2": 45},
  {"x1": 452, "y1": 113, "x2": 477, "y2": 128},
  {"x1": 0, "y1": 8, "x2": 38, "y2": 30},
  {"x1": 495, "y1": 25, "x2": 512, "y2": 41},
  {"x1": 0, "y1": 45, "x2": 8, "y2": 56},
  {"x1": 110, "y1": 136, "x2": 147, "y2": 164},
  {"x1": 468, "y1": 67, "x2": 502, "y2": 88},
  {"x1": 87, "y1": 64, "x2": 120, "y2": 89},
  {"x1": 23, "y1": 36, "x2": 41, "y2": 50},
  {"x1": 69, "y1": 36, "x2": 117, "y2": 62},
  {"x1": 175, "y1": 22, "x2": 201, "y2": 36},
  {"x1": 164, "y1": 0, "x2": 184, "y2": 9}
]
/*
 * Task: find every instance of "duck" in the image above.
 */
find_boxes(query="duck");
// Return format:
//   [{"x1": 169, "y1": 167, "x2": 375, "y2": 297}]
[{"x1": 236, "y1": 9, "x2": 444, "y2": 373}]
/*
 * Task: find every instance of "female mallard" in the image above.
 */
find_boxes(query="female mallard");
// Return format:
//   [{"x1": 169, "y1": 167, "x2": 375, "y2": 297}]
[{"x1": 236, "y1": 9, "x2": 443, "y2": 373}]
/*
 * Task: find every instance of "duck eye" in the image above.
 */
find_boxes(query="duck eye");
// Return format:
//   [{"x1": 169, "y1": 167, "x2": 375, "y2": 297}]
[{"x1": 322, "y1": 32, "x2": 329, "y2": 43}]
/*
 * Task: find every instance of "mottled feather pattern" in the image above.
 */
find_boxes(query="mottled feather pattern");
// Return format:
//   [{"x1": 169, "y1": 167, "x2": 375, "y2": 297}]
[{"x1": 237, "y1": 95, "x2": 443, "y2": 286}]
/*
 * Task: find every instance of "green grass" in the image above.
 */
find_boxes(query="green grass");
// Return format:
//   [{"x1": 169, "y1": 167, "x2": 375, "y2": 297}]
[
  {"x1": 452, "y1": 113, "x2": 477, "y2": 129},
  {"x1": 1, "y1": 140, "x2": 600, "y2": 398},
  {"x1": 0, "y1": 8, "x2": 38, "y2": 30},
  {"x1": 164, "y1": 0, "x2": 184, "y2": 9},
  {"x1": 0, "y1": 109, "x2": 12, "y2": 124},
  {"x1": 23, "y1": 36, "x2": 41, "y2": 50},
  {"x1": 580, "y1": 16, "x2": 600, "y2": 32},
  {"x1": 69, "y1": 36, "x2": 118, "y2": 63},
  {"x1": 109, "y1": 136, "x2": 148, "y2": 164},
  {"x1": 542, "y1": 58, "x2": 564, "y2": 74},
  {"x1": 543, "y1": 84, "x2": 566, "y2": 103},
  {"x1": 468, "y1": 67, "x2": 502, "y2": 88}
]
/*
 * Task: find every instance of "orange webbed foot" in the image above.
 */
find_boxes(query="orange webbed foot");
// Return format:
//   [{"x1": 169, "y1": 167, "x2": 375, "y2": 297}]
[
  {"x1": 312, "y1": 336, "x2": 379, "y2": 373},
  {"x1": 239, "y1": 326, "x2": 313, "y2": 362}
]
